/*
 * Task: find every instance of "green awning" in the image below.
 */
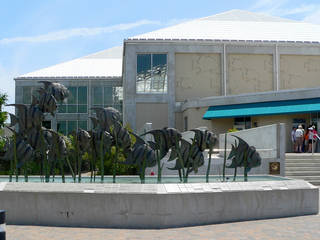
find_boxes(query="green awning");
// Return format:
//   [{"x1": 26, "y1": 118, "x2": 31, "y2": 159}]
[{"x1": 203, "y1": 98, "x2": 320, "y2": 119}]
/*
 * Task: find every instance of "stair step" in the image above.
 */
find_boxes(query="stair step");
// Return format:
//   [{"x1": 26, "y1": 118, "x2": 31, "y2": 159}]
[
  {"x1": 286, "y1": 176, "x2": 320, "y2": 181},
  {"x1": 285, "y1": 154, "x2": 320, "y2": 159},
  {"x1": 285, "y1": 171, "x2": 320, "y2": 176},
  {"x1": 286, "y1": 159, "x2": 320, "y2": 163},
  {"x1": 286, "y1": 167, "x2": 320, "y2": 171},
  {"x1": 286, "y1": 163, "x2": 320, "y2": 167}
]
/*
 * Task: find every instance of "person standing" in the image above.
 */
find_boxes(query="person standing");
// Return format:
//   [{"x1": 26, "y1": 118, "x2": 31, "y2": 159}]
[
  {"x1": 308, "y1": 125, "x2": 319, "y2": 153},
  {"x1": 295, "y1": 125, "x2": 304, "y2": 153}
]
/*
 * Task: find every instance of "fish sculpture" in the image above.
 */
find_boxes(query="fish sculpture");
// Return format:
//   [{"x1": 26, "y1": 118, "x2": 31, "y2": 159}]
[
  {"x1": 7, "y1": 104, "x2": 44, "y2": 134},
  {"x1": 27, "y1": 127, "x2": 52, "y2": 150},
  {"x1": 39, "y1": 81, "x2": 69, "y2": 102},
  {"x1": 90, "y1": 129, "x2": 113, "y2": 157},
  {"x1": 111, "y1": 121, "x2": 131, "y2": 154},
  {"x1": 74, "y1": 129, "x2": 91, "y2": 153},
  {"x1": 124, "y1": 132, "x2": 156, "y2": 171},
  {"x1": 37, "y1": 88, "x2": 57, "y2": 116},
  {"x1": 91, "y1": 107, "x2": 121, "y2": 131},
  {"x1": 141, "y1": 127, "x2": 182, "y2": 159},
  {"x1": 168, "y1": 138, "x2": 204, "y2": 174},
  {"x1": 0, "y1": 134, "x2": 34, "y2": 168},
  {"x1": 190, "y1": 128, "x2": 217, "y2": 151},
  {"x1": 227, "y1": 135, "x2": 262, "y2": 173},
  {"x1": 46, "y1": 130, "x2": 68, "y2": 162}
]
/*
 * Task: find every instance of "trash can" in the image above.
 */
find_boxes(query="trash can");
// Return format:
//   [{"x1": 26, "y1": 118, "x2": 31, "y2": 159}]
[{"x1": 0, "y1": 210, "x2": 5, "y2": 240}]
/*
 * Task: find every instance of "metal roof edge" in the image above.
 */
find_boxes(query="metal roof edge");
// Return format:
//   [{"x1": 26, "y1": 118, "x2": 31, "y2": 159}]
[
  {"x1": 14, "y1": 76, "x2": 122, "y2": 81},
  {"x1": 181, "y1": 87, "x2": 320, "y2": 112},
  {"x1": 124, "y1": 39, "x2": 320, "y2": 46}
]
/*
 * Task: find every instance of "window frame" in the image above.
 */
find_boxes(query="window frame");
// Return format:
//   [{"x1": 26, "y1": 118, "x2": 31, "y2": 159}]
[
  {"x1": 58, "y1": 86, "x2": 88, "y2": 114},
  {"x1": 136, "y1": 53, "x2": 168, "y2": 94}
]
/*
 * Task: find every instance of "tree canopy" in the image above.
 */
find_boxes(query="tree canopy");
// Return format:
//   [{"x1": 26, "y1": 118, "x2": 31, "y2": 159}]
[{"x1": 0, "y1": 93, "x2": 8, "y2": 129}]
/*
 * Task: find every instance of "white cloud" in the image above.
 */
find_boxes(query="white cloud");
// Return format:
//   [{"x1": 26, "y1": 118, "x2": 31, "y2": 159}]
[
  {"x1": 250, "y1": 0, "x2": 320, "y2": 24},
  {"x1": 0, "y1": 19, "x2": 161, "y2": 44}
]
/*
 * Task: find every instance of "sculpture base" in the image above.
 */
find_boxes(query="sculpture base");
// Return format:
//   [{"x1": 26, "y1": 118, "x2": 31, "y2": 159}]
[{"x1": 0, "y1": 179, "x2": 318, "y2": 228}]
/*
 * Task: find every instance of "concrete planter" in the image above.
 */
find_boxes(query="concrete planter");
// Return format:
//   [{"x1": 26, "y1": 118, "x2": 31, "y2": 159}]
[{"x1": 0, "y1": 180, "x2": 318, "y2": 228}]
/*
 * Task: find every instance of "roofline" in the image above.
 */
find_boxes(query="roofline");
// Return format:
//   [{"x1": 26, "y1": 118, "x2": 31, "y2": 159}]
[
  {"x1": 14, "y1": 76, "x2": 122, "y2": 81},
  {"x1": 179, "y1": 87, "x2": 320, "y2": 112},
  {"x1": 124, "y1": 39, "x2": 320, "y2": 46}
]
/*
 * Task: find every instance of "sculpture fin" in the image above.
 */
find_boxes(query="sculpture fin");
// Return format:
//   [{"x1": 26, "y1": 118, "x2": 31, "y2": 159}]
[
  {"x1": 38, "y1": 81, "x2": 53, "y2": 90},
  {"x1": 8, "y1": 113, "x2": 18, "y2": 127}
]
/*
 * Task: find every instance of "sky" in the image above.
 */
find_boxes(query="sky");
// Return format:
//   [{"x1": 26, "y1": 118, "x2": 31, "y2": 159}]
[{"x1": 1, "y1": 0, "x2": 320, "y2": 114}]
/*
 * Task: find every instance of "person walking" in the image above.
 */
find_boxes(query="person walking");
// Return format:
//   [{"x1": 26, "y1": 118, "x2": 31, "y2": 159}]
[{"x1": 295, "y1": 125, "x2": 304, "y2": 153}]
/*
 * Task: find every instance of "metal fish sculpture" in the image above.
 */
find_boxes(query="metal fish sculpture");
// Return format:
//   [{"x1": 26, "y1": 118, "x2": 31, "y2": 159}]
[
  {"x1": 226, "y1": 135, "x2": 261, "y2": 180},
  {"x1": 39, "y1": 81, "x2": 69, "y2": 102},
  {"x1": 74, "y1": 129, "x2": 91, "y2": 153},
  {"x1": 111, "y1": 121, "x2": 131, "y2": 155},
  {"x1": 46, "y1": 130, "x2": 67, "y2": 163},
  {"x1": 91, "y1": 107, "x2": 121, "y2": 131},
  {"x1": 0, "y1": 135, "x2": 34, "y2": 168},
  {"x1": 124, "y1": 132, "x2": 156, "y2": 170},
  {"x1": 190, "y1": 128, "x2": 217, "y2": 151},
  {"x1": 90, "y1": 129, "x2": 113, "y2": 157},
  {"x1": 27, "y1": 127, "x2": 48, "y2": 150},
  {"x1": 141, "y1": 127, "x2": 182, "y2": 159},
  {"x1": 168, "y1": 138, "x2": 204, "y2": 174},
  {"x1": 37, "y1": 88, "x2": 57, "y2": 116},
  {"x1": 7, "y1": 104, "x2": 44, "y2": 133}
]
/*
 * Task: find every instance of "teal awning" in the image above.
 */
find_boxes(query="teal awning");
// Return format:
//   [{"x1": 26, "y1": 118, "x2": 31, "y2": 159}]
[{"x1": 203, "y1": 98, "x2": 320, "y2": 119}]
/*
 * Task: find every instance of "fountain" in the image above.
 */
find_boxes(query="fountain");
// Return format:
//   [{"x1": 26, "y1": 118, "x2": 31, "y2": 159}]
[{"x1": 0, "y1": 81, "x2": 317, "y2": 228}]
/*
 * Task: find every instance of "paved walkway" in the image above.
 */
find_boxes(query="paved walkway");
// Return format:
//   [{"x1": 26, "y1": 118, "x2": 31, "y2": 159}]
[{"x1": 6, "y1": 213, "x2": 320, "y2": 240}]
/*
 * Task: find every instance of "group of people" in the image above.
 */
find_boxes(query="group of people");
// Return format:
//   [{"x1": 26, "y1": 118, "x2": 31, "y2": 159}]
[{"x1": 291, "y1": 125, "x2": 320, "y2": 153}]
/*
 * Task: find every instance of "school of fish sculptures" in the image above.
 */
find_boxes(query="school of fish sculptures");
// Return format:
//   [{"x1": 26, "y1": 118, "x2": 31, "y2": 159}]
[
  {"x1": 1, "y1": 81, "x2": 69, "y2": 179},
  {"x1": 190, "y1": 128, "x2": 217, "y2": 182},
  {"x1": 89, "y1": 107, "x2": 131, "y2": 182},
  {"x1": 226, "y1": 135, "x2": 262, "y2": 181},
  {"x1": 0, "y1": 80, "x2": 261, "y2": 183}
]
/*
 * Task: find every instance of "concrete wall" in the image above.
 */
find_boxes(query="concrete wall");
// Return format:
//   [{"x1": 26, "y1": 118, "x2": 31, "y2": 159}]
[
  {"x1": 175, "y1": 53, "x2": 221, "y2": 101},
  {"x1": 227, "y1": 54, "x2": 273, "y2": 95},
  {"x1": 175, "y1": 112, "x2": 183, "y2": 131},
  {"x1": 136, "y1": 103, "x2": 168, "y2": 130},
  {"x1": 183, "y1": 107, "x2": 212, "y2": 131},
  {"x1": 280, "y1": 55, "x2": 320, "y2": 90},
  {"x1": 218, "y1": 123, "x2": 286, "y2": 176},
  {"x1": 0, "y1": 181, "x2": 318, "y2": 228}
]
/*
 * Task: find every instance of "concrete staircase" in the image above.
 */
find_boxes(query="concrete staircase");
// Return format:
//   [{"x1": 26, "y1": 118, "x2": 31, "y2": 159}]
[{"x1": 285, "y1": 153, "x2": 320, "y2": 186}]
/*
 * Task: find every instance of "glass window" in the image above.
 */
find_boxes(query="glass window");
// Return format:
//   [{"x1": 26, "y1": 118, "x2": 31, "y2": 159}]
[
  {"x1": 136, "y1": 54, "x2": 167, "y2": 93},
  {"x1": 78, "y1": 87, "x2": 87, "y2": 104},
  {"x1": 67, "y1": 121, "x2": 77, "y2": 135},
  {"x1": 68, "y1": 87, "x2": 77, "y2": 104},
  {"x1": 92, "y1": 87, "x2": 103, "y2": 105},
  {"x1": 58, "y1": 104, "x2": 66, "y2": 113},
  {"x1": 57, "y1": 121, "x2": 67, "y2": 135},
  {"x1": 234, "y1": 117, "x2": 251, "y2": 130},
  {"x1": 104, "y1": 87, "x2": 113, "y2": 105},
  {"x1": 57, "y1": 86, "x2": 87, "y2": 113},
  {"x1": 22, "y1": 86, "x2": 32, "y2": 104},
  {"x1": 78, "y1": 120, "x2": 87, "y2": 130}
]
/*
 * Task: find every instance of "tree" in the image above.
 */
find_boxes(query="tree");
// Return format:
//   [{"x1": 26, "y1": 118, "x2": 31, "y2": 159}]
[{"x1": 0, "y1": 93, "x2": 7, "y2": 129}]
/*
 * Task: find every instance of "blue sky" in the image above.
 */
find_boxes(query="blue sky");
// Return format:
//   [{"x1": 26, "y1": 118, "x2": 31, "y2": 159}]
[{"x1": 1, "y1": 0, "x2": 320, "y2": 114}]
